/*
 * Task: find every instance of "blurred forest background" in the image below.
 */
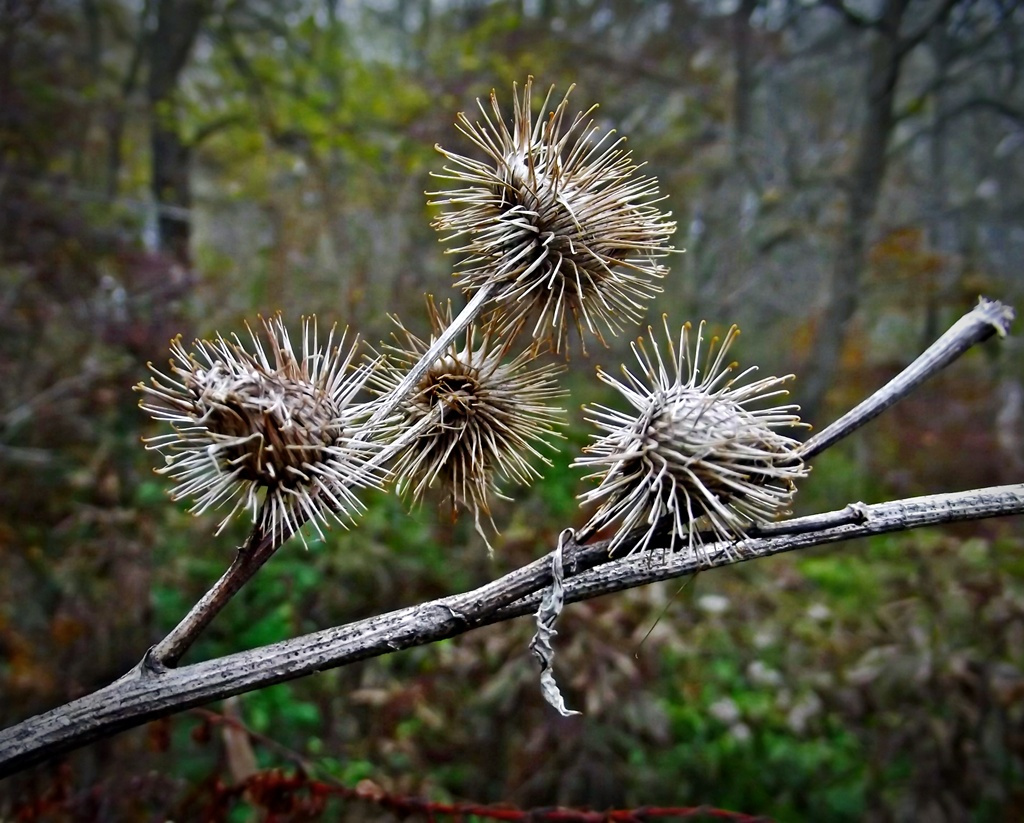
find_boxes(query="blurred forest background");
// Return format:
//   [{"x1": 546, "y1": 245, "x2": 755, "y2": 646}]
[{"x1": 2, "y1": 0, "x2": 1024, "y2": 820}]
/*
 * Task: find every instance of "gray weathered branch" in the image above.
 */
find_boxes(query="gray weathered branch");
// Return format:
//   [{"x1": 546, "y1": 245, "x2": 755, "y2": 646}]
[
  {"x1": 2, "y1": 484, "x2": 1022, "y2": 778},
  {"x1": 800, "y1": 297, "x2": 1014, "y2": 460}
]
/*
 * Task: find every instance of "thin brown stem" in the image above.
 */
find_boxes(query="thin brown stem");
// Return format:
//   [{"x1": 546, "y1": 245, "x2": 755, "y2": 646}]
[
  {"x1": 147, "y1": 287, "x2": 497, "y2": 666},
  {"x1": 148, "y1": 520, "x2": 287, "y2": 667}
]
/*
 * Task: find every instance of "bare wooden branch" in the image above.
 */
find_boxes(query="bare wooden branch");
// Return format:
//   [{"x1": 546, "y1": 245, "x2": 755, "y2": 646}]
[
  {"x1": 508, "y1": 486, "x2": 1024, "y2": 615},
  {"x1": 149, "y1": 524, "x2": 280, "y2": 667},
  {"x1": 800, "y1": 298, "x2": 1015, "y2": 460},
  {"x1": 2, "y1": 484, "x2": 1022, "y2": 778}
]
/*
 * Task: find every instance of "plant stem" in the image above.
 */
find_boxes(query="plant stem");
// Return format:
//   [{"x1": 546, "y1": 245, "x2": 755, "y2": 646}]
[
  {"x1": 148, "y1": 287, "x2": 496, "y2": 666},
  {"x1": 517, "y1": 485, "x2": 1024, "y2": 611},
  {"x1": 148, "y1": 526, "x2": 278, "y2": 667},
  {"x1": 362, "y1": 283, "x2": 495, "y2": 432},
  {"x1": 800, "y1": 297, "x2": 1014, "y2": 460},
  {"x1": 3, "y1": 483, "x2": 1022, "y2": 777}
]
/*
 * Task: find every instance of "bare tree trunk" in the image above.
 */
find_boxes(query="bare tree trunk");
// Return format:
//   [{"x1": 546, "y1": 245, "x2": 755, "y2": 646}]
[
  {"x1": 147, "y1": 0, "x2": 210, "y2": 266},
  {"x1": 731, "y1": 0, "x2": 758, "y2": 164},
  {"x1": 105, "y1": 1, "x2": 150, "y2": 199},
  {"x1": 923, "y1": 26, "x2": 961, "y2": 346},
  {"x1": 800, "y1": 0, "x2": 910, "y2": 424}
]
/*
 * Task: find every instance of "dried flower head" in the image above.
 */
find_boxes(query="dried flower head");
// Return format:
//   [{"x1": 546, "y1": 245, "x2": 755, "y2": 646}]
[
  {"x1": 372, "y1": 299, "x2": 567, "y2": 547},
  {"x1": 430, "y1": 78, "x2": 676, "y2": 354},
  {"x1": 137, "y1": 315, "x2": 382, "y2": 546},
  {"x1": 574, "y1": 318, "x2": 809, "y2": 557}
]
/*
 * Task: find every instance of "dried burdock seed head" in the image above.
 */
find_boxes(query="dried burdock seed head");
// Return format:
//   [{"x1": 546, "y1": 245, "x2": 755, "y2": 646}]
[
  {"x1": 137, "y1": 315, "x2": 383, "y2": 547},
  {"x1": 574, "y1": 318, "x2": 809, "y2": 558},
  {"x1": 372, "y1": 299, "x2": 567, "y2": 549},
  {"x1": 430, "y1": 77, "x2": 676, "y2": 355}
]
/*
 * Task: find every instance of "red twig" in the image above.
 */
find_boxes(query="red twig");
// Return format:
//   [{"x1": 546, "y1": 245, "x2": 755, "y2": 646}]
[
  {"x1": 10, "y1": 716, "x2": 769, "y2": 823},
  {"x1": 222, "y1": 770, "x2": 770, "y2": 822}
]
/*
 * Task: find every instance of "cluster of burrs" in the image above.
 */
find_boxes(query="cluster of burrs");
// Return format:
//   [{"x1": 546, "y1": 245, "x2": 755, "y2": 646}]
[{"x1": 137, "y1": 77, "x2": 807, "y2": 564}]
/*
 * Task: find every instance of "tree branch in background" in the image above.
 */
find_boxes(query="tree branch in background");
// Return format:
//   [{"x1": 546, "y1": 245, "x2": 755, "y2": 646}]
[
  {"x1": 893, "y1": 97, "x2": 1024, "y2": 155},
  {"x1": 819, "y1": 0, "x2": 881, "y2": 31},
  {"x1": 897, "y1": 0, "x2": 962, "y2": 58}
]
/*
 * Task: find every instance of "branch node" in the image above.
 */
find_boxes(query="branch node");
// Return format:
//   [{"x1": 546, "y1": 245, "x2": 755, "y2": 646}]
[
  {"x1": 141, "y1": 647, "x2": 169, "y2": 677},
  {"x1": 847, "y1": 502, "x2": 871, "y2": 523},
  {"x1": 440, "y1": 603, "x2": 467, "y2": 622}
]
